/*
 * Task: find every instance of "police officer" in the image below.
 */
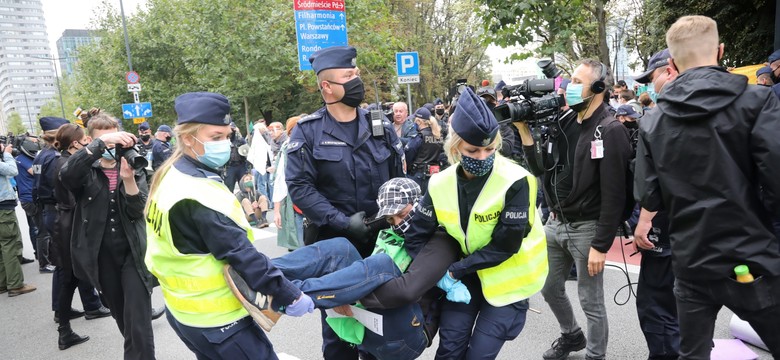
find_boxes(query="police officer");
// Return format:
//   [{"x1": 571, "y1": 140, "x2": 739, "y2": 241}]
[
  {"x1": 285, "y1": 45, "x2": 405, "y2": 360},
  {"x1": 631, "y1": 48, "x2": 680, "y2": 360},
  {"x1": 137, "y1": 122, "x2": 155, "y2": 183},
  {"x1": 404, "y1": 107, "x2": 444, "y2": 192},
  {"x1": 151, "y1": 124, "x2": 173, "y2": 170},
  {"x1": 404, "y1": 87, "x2": 548, "y2": 359},
  {"x1": 32, "y1": 117, "x2": 68, "y2": 274},
  {"x1": 144, "y1": 92, "x2": 313, "y2": 359}
]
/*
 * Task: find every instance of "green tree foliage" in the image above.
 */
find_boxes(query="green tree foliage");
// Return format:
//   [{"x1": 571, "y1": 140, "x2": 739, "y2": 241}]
[
  {"x1": 478, "y1": 0, "x2": 610, "y2": 75},
  {"x1": 650, "y1": 0, "x2": 775, "y2": 67},
  {"x1": 7, "y1": 112, "x2": 27, "y2": 135},
  {"x1": 68, "y1": 0, "x2": 490, "y2": 123}
]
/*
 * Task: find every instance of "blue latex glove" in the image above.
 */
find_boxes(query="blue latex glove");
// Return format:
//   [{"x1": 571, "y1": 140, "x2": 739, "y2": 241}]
[
  {"x1": 446, "y1": 281, "x2": 471, "y2": 304},
  {"x1": 285, "y1": 293, "x2": 315, "y2": 317},
  {"x1": 437, "y1": 272, "x2": 472, "y2": 304},
  {"x1": 436, "y1": 271, "x2": 459, "y2": 291}
]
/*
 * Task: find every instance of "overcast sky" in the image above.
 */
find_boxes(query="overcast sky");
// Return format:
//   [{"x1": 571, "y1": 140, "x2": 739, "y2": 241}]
[{"x1": 42, "y1": 0, "x2": 145, "y2": 55}]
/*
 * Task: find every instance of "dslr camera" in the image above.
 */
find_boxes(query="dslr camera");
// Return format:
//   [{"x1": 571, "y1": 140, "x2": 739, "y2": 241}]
[
  {"x1": 116, "y1": 144, "x2": 148, "y2": 170},
  {"x1": 493, "y1": 60, "x2": 566, "y2": 126}
]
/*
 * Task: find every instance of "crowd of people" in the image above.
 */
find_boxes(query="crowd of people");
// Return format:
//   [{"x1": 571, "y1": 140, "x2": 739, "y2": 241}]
[{"x1": 0, "y1": 14, "x2": 778, "y2": 360}]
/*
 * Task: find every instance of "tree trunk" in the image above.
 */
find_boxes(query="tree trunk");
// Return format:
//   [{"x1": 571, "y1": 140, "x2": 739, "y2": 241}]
[{"x1": 595, "y1": 0, "x2": 612, "y2": 83}]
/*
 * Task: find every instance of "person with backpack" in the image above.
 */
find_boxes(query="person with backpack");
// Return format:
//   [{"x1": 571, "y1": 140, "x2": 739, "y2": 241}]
[{"x1": 516, "y1": 59, "x2": 632, "y2": 360}]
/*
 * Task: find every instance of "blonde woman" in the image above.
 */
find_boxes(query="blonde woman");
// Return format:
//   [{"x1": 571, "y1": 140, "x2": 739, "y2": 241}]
[
  {"x1": 404, "y1": 107, "x2": 444, "y2": 193},
  {"x1": 144, "y1": 92, "x2": 312, "y2": 359},
  {"x1": 404, "y1": 88, "x2": 548, "y2": 359}
]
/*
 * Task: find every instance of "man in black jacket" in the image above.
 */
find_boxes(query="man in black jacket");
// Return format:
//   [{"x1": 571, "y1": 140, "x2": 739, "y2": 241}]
[
  {"x1": 516, "y1": 59, "x2": 632, "y2": 360},
  {"x1": 635, "y1": 16, "x2": 780, "y2": 359}
]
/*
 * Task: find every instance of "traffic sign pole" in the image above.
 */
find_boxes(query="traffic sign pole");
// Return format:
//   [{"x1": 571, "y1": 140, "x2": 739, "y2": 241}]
[{"x1": 407, "y1": 84, "x2": 413, "y2": 113}]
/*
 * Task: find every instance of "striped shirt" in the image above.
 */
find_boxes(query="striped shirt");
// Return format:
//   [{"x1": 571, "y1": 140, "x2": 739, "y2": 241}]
[{"x1": 102, "y1": 168, "x2": 119, "y2": 192}]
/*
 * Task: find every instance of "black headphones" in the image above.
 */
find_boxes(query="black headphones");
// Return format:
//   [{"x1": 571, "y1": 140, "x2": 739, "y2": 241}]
[{"x1": 590, "y1": 62, "x2": 607, "y2": 94}]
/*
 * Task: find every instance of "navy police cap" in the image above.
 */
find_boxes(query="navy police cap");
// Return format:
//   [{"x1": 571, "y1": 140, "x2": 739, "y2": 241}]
[
  {"x1": 309, "y1": 46, "x2": 357, "y2": 74},
  {"x1": 450, "y1": 87, "x2": 499, "y2": 147},
  {"x1": 768, "y1": 49, "x2": 780, "y2": 64},
  {"x1": 174, "y1": 92, "x2": 231, "y2": 126},
  {"x1": 635, "y1": 49, "x2": 670, "y2": 84},
  {"x1": 138, "y1": 121, "x2": 150, "y2": 131},
  {"x1": 39, "y1": 116, "x2": 69, "y2": 132},
  {"x1": 756, "y1": 66, "x2": 772, "y2": 77}
]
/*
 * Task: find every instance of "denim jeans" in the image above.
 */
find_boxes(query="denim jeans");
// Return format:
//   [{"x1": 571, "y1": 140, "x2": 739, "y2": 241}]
[
  {"x1": 674, "y1": 276, "x2": 780, "y2": 359},
  {"x1": 271, "y1": 237, "x2": 401, "y2": 309},
  {"x1": 272, "y1": 238, "x2": 425, "y2": 359},
  {"x1": 540, "y1": 218, "x2": 608, "y2": 359}
]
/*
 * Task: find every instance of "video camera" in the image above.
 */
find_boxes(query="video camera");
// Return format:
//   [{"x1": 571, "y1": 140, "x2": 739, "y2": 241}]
[
  {"x1": 492, "y1": 60, "x2": 566, "y2": 126},
  {"x1": 0, "y1": 133, "x2": 42, "y2": 158}
]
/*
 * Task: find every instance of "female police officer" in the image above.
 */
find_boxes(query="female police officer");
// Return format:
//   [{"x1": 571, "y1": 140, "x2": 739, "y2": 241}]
[
  {"x1": 403, "y1": 87, "x2": 548, "y2": 359},
  {"x1": 144, "y1": 92, "x2": 313, "y2": 359}
]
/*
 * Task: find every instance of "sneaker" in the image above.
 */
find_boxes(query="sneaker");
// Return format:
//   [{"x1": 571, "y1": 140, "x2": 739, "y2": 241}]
[
  {"x1": 543, "y1": 330, "x2": 587, "y2": 360},
  {"x1": 39, "y1": 265, "x2": 56, "y2": 273},
  {"x1": 223, "y1": 265, "x2": 280, "y2": 332},
  {"x1": 85, "y1": 306, "x2": 112, "y2": 320},
  {"x1": 0, "y1": 287, "x2": 6, "y2": 294},
  {"x1": 17, "y1": 256, "x2": 35, "y2": 264},
  {"x1": 8, "y1": 284, "x2": 37, "y2": 297},
  {"x1": 256, "y1": 219, "x2": 269, "y2": 229},
  {"x1": 151, "y1": 306, "x2": 165, "y2": 320}
]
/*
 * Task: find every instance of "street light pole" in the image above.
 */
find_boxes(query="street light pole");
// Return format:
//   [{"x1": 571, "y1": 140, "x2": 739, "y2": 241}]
[
  {"x1": 50, "y1": 56, "x2": 66, "y2": 119},
  {"x1": 21, "y1": 90, "x2": 34, "y2": 133},
  {"x1": 119, "y1": 0, "x2": 134, "y2": 72}
]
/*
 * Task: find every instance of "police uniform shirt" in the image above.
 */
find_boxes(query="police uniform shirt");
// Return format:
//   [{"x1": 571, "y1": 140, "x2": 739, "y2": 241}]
[
  {"x1": 404, "y1": 166, "x2": 530, "y2": 280},
  {"x1": 32, "y1": 146, "x2": 60, "y2": 204},
  {"x1": 15, "y1": 153, "x2": 35, "y2": 203},
  {"x1": 166, "y1": 156, "x2": 299, "y2": 309},
  {"x1": 286, "y1": 107, "x2": 405, "y2": 231},
  {"x1": 151, "y1": 139, "x2": 172, "y2": 169}
]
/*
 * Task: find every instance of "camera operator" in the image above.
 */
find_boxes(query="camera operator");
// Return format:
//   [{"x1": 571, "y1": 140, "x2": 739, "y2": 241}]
[
  {"x1": 60, "y1": 113, "x2": 155, "y2": 359},
  {"x1": 515, "y1": 59, "x2": 632, "y2": 360}
]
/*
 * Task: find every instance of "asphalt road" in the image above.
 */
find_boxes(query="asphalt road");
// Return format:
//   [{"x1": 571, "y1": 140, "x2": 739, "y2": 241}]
[{"x1": 0, "y1": 205, "x2": 771, "y2": 359}]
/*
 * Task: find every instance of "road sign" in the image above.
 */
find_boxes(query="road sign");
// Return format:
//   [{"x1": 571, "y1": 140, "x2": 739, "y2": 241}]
[
  {"x1": 127, "y1": 83, "x2": 142, "y2": 92},
  {"x1": 294, "y1": 0, "x2": 349, "y2": 71},
  {"x1": 396, "y1": 52, "x2": 420, "y2": 84},
  {"x1": 121, "y1": 102, "x2": 153, "y2": 119},
  {"x1": 125, "y1": 71, "x2": 140, "y2": 84},
  {"x1": 133, "y1": 117, "x2": 146, "y2": 125}
]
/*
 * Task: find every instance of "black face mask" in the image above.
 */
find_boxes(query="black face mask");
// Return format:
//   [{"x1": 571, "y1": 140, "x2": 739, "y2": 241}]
[
  {"x1": 326, "y1": 77, "x2": 365, "y2": 108},
  {"x1": 771, "y1": 70, "x2": 780, "y2": 84},
  {"x1": 435, "y1": 109, "x2": 445, "y2": 116},
  {"x1": 140, "y1": 134, "x2": 151, "y2": 142},
  {"x1": 165, "y1": 135, "x2": 172, "y2": 142},
  {"x1": 623, "y1": 120, "x2": 638, "y2": 129}
]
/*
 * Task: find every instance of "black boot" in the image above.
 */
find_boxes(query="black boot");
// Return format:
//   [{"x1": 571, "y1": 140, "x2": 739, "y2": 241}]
[{"x1": 58, "y1": 324, "x2": 89, "y2": 350}]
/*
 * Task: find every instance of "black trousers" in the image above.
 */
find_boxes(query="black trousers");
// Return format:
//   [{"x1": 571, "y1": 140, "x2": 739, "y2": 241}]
[
  {"x1": 674, "y1": 275, "x2": 780, "y2": 359},
  {"x1": 98, "y1": 243, "x2": 155, "y2": 360},
  {"x1": 636, "y1": 254, "x2": 679, "y2": 359}
]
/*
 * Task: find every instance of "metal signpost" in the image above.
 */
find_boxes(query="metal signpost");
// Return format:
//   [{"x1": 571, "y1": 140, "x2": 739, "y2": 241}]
[
  {"x1": 294, "y1": 0, "x2": 349, "y2": 71},
  {"x1": 124, "y1": 71, "x2": 149, "y2": 124},
  {"x1": 396, "y1": 52, "x2": 420, "y2": 110}
]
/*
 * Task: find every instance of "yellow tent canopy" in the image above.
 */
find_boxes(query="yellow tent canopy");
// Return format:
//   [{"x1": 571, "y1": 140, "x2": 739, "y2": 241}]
[{"x1": 729, "y1": 64, "x2": 766, "y2": 84}]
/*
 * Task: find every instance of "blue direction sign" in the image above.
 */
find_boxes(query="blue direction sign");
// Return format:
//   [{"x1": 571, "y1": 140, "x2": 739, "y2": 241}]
[
  {"x1": 294, "y1": 0, "x2": 348, "y2": 71},
  {"x1": 121, "y1": 102, "x2": 153, "y2": 119}
]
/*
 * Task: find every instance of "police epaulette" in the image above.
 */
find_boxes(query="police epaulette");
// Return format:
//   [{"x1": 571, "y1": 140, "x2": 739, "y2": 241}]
[{"x1": 297, "y1": 108, "x2": 326, "y2": 124}]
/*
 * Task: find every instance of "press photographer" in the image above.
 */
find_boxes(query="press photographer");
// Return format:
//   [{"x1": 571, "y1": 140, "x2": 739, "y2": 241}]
[{"x1": 514, "y1": 59, "x2": 632, "y2": 360}]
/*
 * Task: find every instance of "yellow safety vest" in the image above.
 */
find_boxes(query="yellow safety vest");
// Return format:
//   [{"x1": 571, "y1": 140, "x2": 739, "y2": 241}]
[
  {"x1": 428, "y1": 155, "x2": 548, "y2": 306},
  {"x1": 145, "y1": 166, "x2": 252, "y2": 327}
]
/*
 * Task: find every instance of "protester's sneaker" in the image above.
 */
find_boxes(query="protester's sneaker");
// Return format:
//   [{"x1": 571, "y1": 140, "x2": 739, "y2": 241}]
[
  {"x1": 8, "y1": 284, "x2": 37, "y2": 297},
  {"x1": 17, "y1": 256, "x2": 35, "y2": 264},
  {"x1": 223, "y1": 265, "x2": 280, "y2": 332},
  {"x1": 0, "y1": 287, "x2": 7, "y2": 294},
  {"x1": 39, "y1": 265, "x2": 56, "y2": 273},
  {"x1": 543, "y1": 329, "x2": 587, "y2": 360}
]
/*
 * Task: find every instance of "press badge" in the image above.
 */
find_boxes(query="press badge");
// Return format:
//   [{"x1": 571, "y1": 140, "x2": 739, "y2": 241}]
[
  {"x1": 591, "y1": 125, "x2": 604, "y2": 159},
  {"x1": 591, "y1": 140, "x2": 604, "y2": 159}
]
